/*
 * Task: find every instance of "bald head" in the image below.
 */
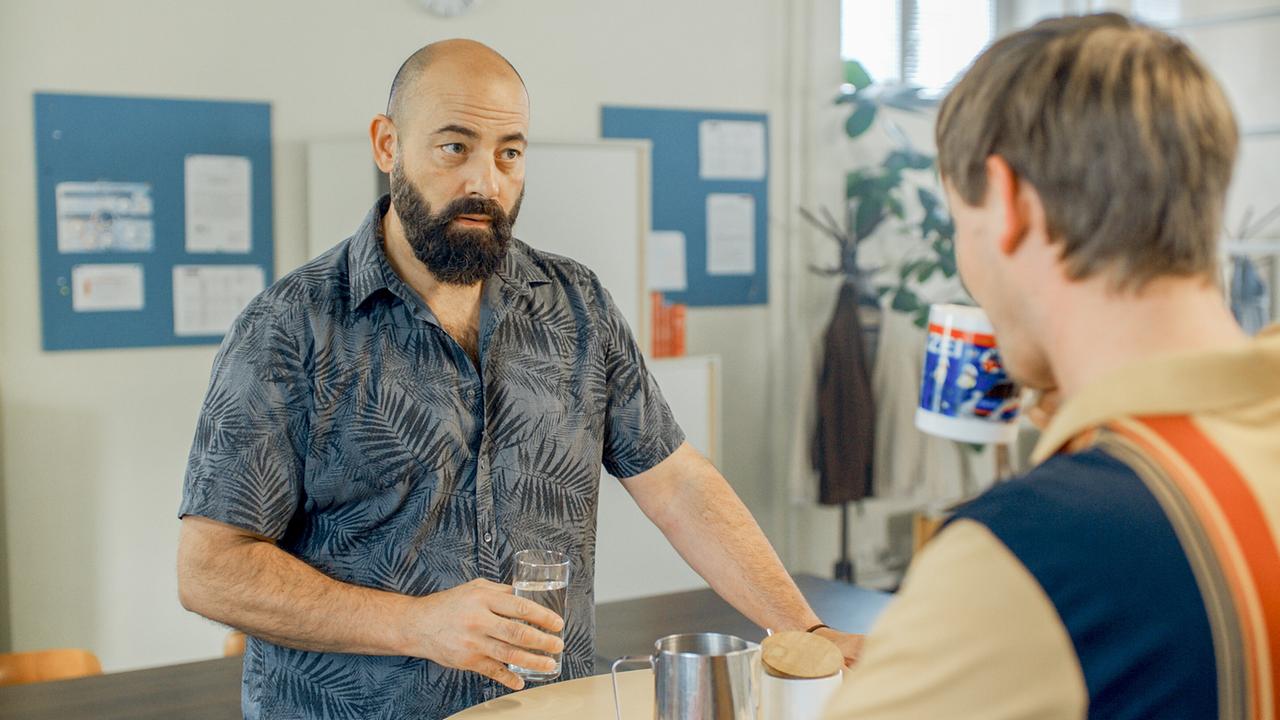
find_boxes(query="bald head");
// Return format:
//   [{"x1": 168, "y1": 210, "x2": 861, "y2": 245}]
[
  {"x1": 386, "y1": 39, "x2": 527, "y2": 123},
  {"x1": 369, "y1": 38, "x2": 529, "y2": 282}
]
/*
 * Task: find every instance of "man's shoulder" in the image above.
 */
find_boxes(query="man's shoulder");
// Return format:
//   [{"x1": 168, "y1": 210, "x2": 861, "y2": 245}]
[
  {"x1": 953, "y1": 448, "x2": 1184, "y2": 575},
  {"x1": 955, "y1": 448, "x2": 1151, "y2": 534},
  {"x1": 231, "y1": 239, "x2": 357, "y2": 339},
  {"x1": 513, "y1": 239, "x2": 609, "y2": 299},
  {"x1": 949, "y1": 447, "x2": 1218, "y2": 715},
  {"x1": 948, "y1": 446, "x2": 1213, "y2": 630},
  {"x1": 268, "y1": 240, "x2": 355, "y2": 305}
]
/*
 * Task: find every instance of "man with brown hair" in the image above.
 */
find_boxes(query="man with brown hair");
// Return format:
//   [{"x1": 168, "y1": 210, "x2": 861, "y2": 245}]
[{"x1": 824, "y1": 13, "x2": 1279, "y2": 720}]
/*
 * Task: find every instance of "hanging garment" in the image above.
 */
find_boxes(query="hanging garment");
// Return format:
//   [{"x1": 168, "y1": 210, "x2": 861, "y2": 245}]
[{"x1": 812, "y1": 281, "x2": 877, "y2": 504}]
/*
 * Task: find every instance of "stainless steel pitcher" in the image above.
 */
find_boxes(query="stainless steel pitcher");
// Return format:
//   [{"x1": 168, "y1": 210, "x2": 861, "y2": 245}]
[{"x1": 611, "y1": 632, "x2": 761, "y2": 720}]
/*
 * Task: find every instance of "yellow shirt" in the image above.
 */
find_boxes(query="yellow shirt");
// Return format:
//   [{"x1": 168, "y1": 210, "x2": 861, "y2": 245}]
[{"x1": 824, "y1": 326, "x2": 1280, "y2": 719}]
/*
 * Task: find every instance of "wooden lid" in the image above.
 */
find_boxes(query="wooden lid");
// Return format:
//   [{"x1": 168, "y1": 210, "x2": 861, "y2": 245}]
[{"x1": 760, "y1": 631, "x2": 843, "y2": 679}]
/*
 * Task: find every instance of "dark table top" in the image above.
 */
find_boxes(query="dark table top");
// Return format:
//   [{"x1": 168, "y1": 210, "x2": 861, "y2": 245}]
[
  {"x1": 0, "y1": 574, "x2": 890, "y2": 719},
  {"x1": 592, "y1": 574, "x2": 891, "y2": 671},
  {"x1": 0, "y1": 654, "x2": 243, "y2": 720}
]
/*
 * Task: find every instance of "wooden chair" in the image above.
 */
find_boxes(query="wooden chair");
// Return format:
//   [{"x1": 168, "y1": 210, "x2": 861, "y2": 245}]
[
  {"x1": 0, "y1": 648, "x2": 102, "y2": 687},
  {"x1": 223, "y1": 631, "x2": 246, "y2": 657}
]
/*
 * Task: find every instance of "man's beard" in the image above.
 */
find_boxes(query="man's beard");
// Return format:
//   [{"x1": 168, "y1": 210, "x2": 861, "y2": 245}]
[{"x1": 390, "y1": 159, "x2": 523, "y2": 286}]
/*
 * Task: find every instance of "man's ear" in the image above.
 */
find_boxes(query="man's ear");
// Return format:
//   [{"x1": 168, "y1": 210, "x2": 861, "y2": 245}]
[
  {"x1": 985, "y1": 155, "x2": 1027, "y2": 257},
  {"x1": 370, "y1": 114, "x2": 397, "y2": 174}
]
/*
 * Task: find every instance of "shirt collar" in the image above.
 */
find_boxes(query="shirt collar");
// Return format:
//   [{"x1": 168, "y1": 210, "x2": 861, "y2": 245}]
[
  {"x1": 346, "y1": 195, "x2": 550, "y2": 313},
  {"x1": 495, "y1": 237, "x2": 551, "y2": 296},
  {"x1": 1031, "y1": 324, "x2": 1280, "y2": 464},
  {"x1": 346, "y1": 195, "x2": 395, "y2": 312}
]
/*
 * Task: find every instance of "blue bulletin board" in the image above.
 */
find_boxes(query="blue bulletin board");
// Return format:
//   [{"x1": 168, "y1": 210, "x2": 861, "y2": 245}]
[
  {"x1": 34, "y1": 93, "x2": 273, "y2": 351},
  {"x1": 602, "y1": 106, "x2": 769, "y2": 307}
]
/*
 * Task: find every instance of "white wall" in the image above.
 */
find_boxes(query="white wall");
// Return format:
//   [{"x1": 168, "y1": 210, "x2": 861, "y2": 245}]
[
  {"x1": 1168, "y1": 1, "x2": 1280, "y2": 244},
  {"x1": 0, "y1": 0, "x2": 796, "y2": 671}
]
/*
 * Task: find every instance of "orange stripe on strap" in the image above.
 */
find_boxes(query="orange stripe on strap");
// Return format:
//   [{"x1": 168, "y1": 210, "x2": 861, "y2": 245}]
[
  {"x1": 1109, "y1": 419, "x2": 1264, "y2": 716},
  {"x1": 1138, "y1": 416, "x2": 1280, "y2": 717}
]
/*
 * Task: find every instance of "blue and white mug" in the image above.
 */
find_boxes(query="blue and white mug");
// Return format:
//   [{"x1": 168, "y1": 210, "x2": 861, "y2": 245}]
[{"x1": 916, "y1": 303, "x2": 1021, "y2": 444}]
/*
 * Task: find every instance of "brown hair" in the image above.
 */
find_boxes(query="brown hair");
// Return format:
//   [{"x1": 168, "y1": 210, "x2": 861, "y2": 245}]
[{"x1": 936, "y1": 13, "x2": 1238, "y2": 289}]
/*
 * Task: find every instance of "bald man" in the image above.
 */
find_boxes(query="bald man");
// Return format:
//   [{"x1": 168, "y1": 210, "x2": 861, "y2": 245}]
[{"x1": 176, "y1": 40, "x2": 859, "y2": 719}]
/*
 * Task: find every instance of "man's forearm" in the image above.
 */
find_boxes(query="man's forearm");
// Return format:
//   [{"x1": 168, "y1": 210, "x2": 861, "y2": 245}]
[
  {"x1": 178, "y1": 518, "x2": 413, "y2": 655},
  {"x1": 649, "y1": 458, "x2": 822, "y2": 633}
]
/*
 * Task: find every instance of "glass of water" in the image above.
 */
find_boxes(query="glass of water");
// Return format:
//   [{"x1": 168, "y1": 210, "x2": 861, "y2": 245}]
[{"x1": 508, "y1": 549, "x2": 570, "y2": 682}]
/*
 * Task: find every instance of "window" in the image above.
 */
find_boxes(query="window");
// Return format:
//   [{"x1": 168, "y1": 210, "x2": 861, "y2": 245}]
[
  {"x1": 842, "y1": 0, "x2": 995, "y2": 96},
  {"x1": 1130, "y1": 0, "x2": 1183, "y2": 25}
]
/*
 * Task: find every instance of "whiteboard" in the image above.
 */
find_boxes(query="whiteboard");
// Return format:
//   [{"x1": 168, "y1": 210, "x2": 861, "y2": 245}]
[
  {"x1": 593, "y1": 355, "x2": 721, "y2": 603},
  {"x1": 518, "y1": 140, "x2": 651, "y2": 349}
]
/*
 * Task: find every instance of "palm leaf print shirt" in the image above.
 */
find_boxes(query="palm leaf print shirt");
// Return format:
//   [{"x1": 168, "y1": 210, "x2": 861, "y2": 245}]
[{"x1": 179, "y1": 196, "x2": 685, "y2": 719}]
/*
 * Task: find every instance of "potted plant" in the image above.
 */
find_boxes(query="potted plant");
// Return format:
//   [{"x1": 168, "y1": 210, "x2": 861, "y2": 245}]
[{"x1": 805, "y1": 60, "x2": 964, "y2": 333}]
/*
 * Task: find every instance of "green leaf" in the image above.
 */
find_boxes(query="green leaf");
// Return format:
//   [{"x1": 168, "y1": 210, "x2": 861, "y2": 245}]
[
  {"x1": 884, "y1": 150, "x2": 934, "y2": 173},
  {"x1": 846, "y1": 170, "x2": 877, "y2": 199},
  {"x1": 917, "y1": 263, "x2": 937, "y2": 283},
  {"x1": 905, "y1": 152, "x2": 935, "y2": 170},
  {"x1": 917, "y1": 187, "x2": 939, "y2": 214},
  {"x1": 887, "y1": 195, "x2": 905, "y2": 219},
  {"x1": 940, "y1": 254, "x2": 957, "y2": 277},
  {"x1": 879, "y1": 167, "x2": 903, "y2": 191},
  {"x1": 935, "y1": 239, "x2": 957, "y2": 276},
  {"x1": 854, "y1": 196, "x2": 885, "y2": 240},
  {"x1": 913, "y1": 306, "x2": 932, "y2": 329},
  {"x1": 922, "y1": 212, "x2": 949, "y2": 240},
  {"x1": 844, "y1": 59, "x2": 873, "y2": 90},
  {"x1": 845, "y1": 101, "x2": 877, "y2": 138},
  {"x1": 891, "y1": 287, "x2": 921, "y2": 313},
  {"x1": 899, "y1": 260, "x2": 919, "y2": 281}
]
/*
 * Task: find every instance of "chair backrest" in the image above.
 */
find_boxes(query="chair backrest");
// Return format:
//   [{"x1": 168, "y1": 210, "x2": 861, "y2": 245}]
[
  {"x1": 223, "y1": 631, "x2": 246, "y2": 657},
  {"x1": 0, "y1": 648, "x2": 102, "y2": 687}
]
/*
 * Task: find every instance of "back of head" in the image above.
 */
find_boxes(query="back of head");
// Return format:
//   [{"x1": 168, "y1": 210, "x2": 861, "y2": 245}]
[{"x1": 936, "y1": 13, "x2": 1238, "y2": 290}]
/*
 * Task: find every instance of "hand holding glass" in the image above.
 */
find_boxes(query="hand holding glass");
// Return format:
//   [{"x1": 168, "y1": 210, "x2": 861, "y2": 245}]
[{"x1": 508, "y1": 549, "x2": 570, "y2": 682}]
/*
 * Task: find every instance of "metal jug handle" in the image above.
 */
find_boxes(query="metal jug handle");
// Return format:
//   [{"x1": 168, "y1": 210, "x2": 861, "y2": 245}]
[{"x1": 610, "y1": 655, "x2": 654, "y2": 720}]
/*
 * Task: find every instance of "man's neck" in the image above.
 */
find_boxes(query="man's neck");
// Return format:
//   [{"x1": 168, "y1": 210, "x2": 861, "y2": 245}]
[{"x1": 1046, "y1": 274, "x2": 1250, "y2": 398}]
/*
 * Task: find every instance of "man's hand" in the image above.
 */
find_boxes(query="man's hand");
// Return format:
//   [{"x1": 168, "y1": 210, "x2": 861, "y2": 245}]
[
  {"x1": 408, "y1": 578, "x2": 565, "y2": 691},
  {"x1": 813, "y1": 628, "x2": 865, "y2": 667}
]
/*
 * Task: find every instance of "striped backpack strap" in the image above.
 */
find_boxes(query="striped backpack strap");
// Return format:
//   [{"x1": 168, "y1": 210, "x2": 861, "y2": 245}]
[{"x1": 1097, "y1": 416, "x2": 1280, "y2": 720}]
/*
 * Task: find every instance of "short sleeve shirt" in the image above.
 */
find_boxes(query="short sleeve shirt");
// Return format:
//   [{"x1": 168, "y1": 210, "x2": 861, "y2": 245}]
[{"x1": 179, "y1": 196, "x2": 685, "y2": 719}]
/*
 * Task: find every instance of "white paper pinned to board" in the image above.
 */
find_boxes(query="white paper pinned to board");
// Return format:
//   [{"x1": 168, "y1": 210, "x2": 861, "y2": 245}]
[
  {"x1": 185, "y1": 154, "x2": 252, "y2": 253},
  {"x1": 172, "y1": 265, "x2": 265, "y2": 336},
  {"x1": 705, "y1": 193, "x2": 756, "y2": 276},
  {"x1": 56, "y1": 181, "x2": 154, "y2": 253},
  {"x1": 647, "y1": 231, "x2": 688, "y2": 292},
  {"x1": 71, "y1": 264, "x2": 145, "y2": 312},
  {"x1": 698, "y1": 120, "x2": 766, "y2": 181}
]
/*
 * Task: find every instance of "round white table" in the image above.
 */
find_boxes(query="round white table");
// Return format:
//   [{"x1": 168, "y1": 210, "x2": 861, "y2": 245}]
[{"x1": 448, "y1": 670, "x2": 653, "y2": 719}]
